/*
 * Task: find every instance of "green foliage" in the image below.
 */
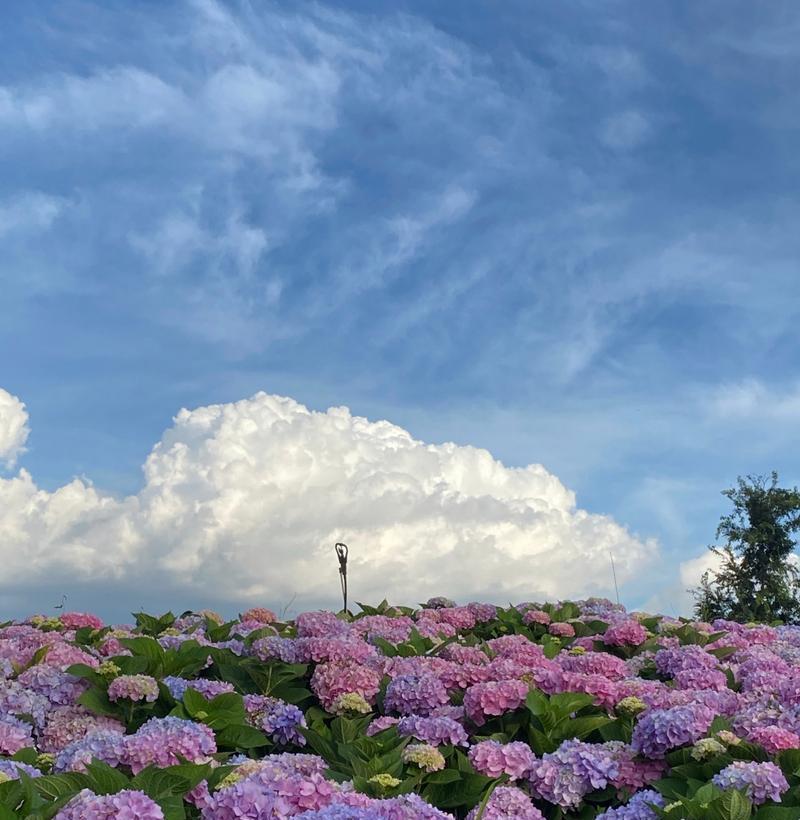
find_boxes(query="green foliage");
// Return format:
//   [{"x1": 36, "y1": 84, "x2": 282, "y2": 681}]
[
  {"x1": 693, "y1": 473, "x2": 800, "y2": 623},
  {"x1": 524, "y1": 689, "x2": 614, "y2": 754}
]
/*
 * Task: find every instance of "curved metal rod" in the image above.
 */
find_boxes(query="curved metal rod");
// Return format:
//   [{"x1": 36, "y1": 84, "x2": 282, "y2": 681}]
[{"x1": 335, "y1": 542, "x2": 349, "y2": 613}]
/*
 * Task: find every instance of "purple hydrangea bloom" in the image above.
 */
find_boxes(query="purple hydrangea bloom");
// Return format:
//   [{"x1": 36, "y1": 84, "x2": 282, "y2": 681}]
[
  {"x1": 244, "y1": 694, "x2": 307, "y2": 746},
  {"x1": 0, "y1": 759, "x2": 41, "y2": 780},
  {"x1": 162, "y1": 676, "x2": 235, "y2": 700},
  {"x1": 297, "y1": 793, "x2": 455, "y2": 819},
  {"x1": 384, "y1": 674, "x2": 449, "y2": 716},
  {"x1": 465, "y1": 786, "x2": 544, "y2": 819},
  {"x1": 713, "y1": 761, "x2": 789, "y2": 805},
  {"x1": 631, "y1": 703, "x2": 715, "y2": 758},
  {"x1": 530, "y1": 739, "x2": 620, "y2": 809},
  {"x1": 200, "y1": 778, "x2": 286, "y2": 819},
  {"x1": 0, "y1": 680, "x2": 50, "y2": 728},
  {"x1": 16, "y1": 665, "x2": 86, "y2": 707},
  {"x1": 0, "y1": 713, "x2": 34, "y2": 755},
  {"x1": 54, "y1": 729, "x2": 127, "y2": 772},
  {"x1": 55, "y1": 789, "x2": 164, "y2": 819},
  {"x1": 596, "y1": 790, "x2": 665, "y2": 820},
  {"x1": 124, "y1": 716, "x2": 216, "y2": 773},
  {"x1": 396, "y1": 715, "x2": 468, "y2": 747}
]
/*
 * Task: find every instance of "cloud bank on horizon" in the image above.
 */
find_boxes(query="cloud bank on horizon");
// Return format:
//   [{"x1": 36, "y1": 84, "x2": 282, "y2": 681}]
[
  {"x1": 0, "y1": 389, "x2": 29, "y2": 468},
  {"x1": 0, "y1": 387, "x2": 657, "y2": 613}
]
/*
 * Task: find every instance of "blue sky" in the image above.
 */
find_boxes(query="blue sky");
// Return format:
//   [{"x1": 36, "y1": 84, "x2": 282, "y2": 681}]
[{"x1": 2, "y1": 0, "x2": 800, "y2": 617}]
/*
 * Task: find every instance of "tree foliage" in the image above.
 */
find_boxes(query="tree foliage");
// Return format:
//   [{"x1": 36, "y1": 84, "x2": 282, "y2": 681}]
[{"x1": 693, "y1": 472, "x2": 800, "y2": 623}]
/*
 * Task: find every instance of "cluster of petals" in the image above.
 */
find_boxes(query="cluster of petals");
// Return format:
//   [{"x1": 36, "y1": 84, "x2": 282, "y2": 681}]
[
  {"x1": 55, "y1": 789, "x2": 163, "y2": 819},
  {"x1": 464, "y1": 679, "x2": 529, "y2": 725},
  {"x1": 465, "y1": 785, "x2": 544, "y2": 819},
  {"x1": 310, "y1": 661, "x2": 382, "y2": 711},
  {"x1": 712, "y1": 761, "x2": 789, "y2": 805},
  {"x1": 468, "y1": 739, "x2": 537, "y2": 779},
  {"x1": 107, "y1": 674, "x2": 159, "y2": 703}
]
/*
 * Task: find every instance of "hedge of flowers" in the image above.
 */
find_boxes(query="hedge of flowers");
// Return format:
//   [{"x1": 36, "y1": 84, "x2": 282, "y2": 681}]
[{"x1": 0, "y1": 598, "x2": 800, "y2": 817}]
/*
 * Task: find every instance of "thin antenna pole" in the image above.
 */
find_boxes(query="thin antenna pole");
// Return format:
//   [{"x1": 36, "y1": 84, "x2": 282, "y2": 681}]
[
  {"x1": 335, "y1": 543, "x2": 349, "y2": 613},
  {"x1": 609, "y1": 552, "x2": 620, "y2": 606}
]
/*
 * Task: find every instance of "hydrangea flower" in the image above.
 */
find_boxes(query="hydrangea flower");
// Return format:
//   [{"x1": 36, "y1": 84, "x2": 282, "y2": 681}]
[
  {"x1": 402, "y1": 743, "x2": 446, "y2": 772},
  {"x1": 463, "y1": 679, "x2": 529, "y2": 726},
  {"x1": 107, "y1": 674, "x2": 159, "y2": 703},
  {"x1": 59, "y1": 612, "x2": 104, "y2": 630},
  {"x1": 54, "y1": 730, "x2": 127, "y2": 772},
  {"x1": 55, "y1": 789, "x2": 164, "y2": 819},
  {"x1": 124, "y1": 716, "x2": 216, "y2": 773},
  {"x1": 244, "y1": 695, "x2": 307, "y2": 746},
  {"x1": 384, "y1": 674, "x2": 450, "y2": 716},
  {"x1": 311, "y1": 661, "x2": 382, "y2": 712},
  {"x1": 595, "y1": 790, "x2": 665, "y2": 820},
  {"x1": 530, "y1": 739, "x2": 620, "y2": 809},
  {"x1": 0, "y1": 713, "x2": 34, "y2": 755},
  {"x1": 162, "y1": 676, "x2": 235, "y2": 701},
  {"x1": 397, "y1": 715, "x2": 469, "y2": 747},
  {"x1": 713, "y1": 761, "x2": 789, "y2": 805},
  {"x1": 331, "y1": 692, "x2": 372, "y2": 715},
  {"x1": 603, "y1": 620, "x2": 648, "y2": 647},
  {"x1": 241, "y1": 607, "x2": 277, "y2": 624},
  {"x1": 465, "y1": 786, "x2": 544, "y2": 820},
  {"x1": 40, "y1": 705, "x2": 124, "y2": 753},
  {"x1": 468, "y1": 740, "x2": 536, "y2": 780},
  {"x1": 747, "y1": 725, "x2": 800, "y2": 753},
  {"x1": 631, "y1": 703, "x2": 715, "y2": 758}
]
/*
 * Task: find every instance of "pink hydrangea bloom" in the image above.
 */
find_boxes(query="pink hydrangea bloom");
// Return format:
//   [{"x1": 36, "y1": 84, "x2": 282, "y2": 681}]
[
  {"x1": 59, "y1": 612, "x2": 104, "y2": 630},
  {"x1": 468, "y1": 740, "x2": 536, "y2": 779},
  {"x1": 241, "y1": 607, "x2": 277, "y2": 624},
  {"x1": 464, "y1": 679, "x2": 529, "y2": 726},
  {"x1": 603, "y1": 620, "x2": 648, "y2": 647},
  {"x1": 310, "y1": 661, "x2": 382, "y2": 712}
]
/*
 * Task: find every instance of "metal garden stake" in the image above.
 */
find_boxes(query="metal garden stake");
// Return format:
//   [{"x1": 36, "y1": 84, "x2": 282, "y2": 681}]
[{"x1": 335, "y1": 542, "x2": 349, "y2": 613}]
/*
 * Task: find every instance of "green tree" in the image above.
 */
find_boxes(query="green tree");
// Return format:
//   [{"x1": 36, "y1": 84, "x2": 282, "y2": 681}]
[{"x1": 693, "y1": 472, "x2": 800, "y2": 623}]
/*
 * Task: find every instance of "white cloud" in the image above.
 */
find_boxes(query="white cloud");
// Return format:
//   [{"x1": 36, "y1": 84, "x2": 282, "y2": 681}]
[
  {"x1": 0, "y1": 389, "x2": 657, "y2": 610},
  {"x1": 679, "y1": 550, "x2": 723, "y2": 588},
  {"x1": 0, "y1": 192, "x2": 65, "y2": 237},
  {"x1": 0, "y1": 390, "x2": 30, "y2": 468},
  {"x1": 0, "y1": 67, "x2": 183, "y2": 132},
  {"x1": 709, "y1": 379, "x2": 800, "y2": 421}
]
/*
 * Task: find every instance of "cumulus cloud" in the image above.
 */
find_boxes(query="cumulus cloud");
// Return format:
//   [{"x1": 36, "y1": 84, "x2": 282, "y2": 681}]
[
  {"x1": 0, "y1": 389, "x2": 656, "y2": 611},
  {"x1": 0, "y1": 389, "x2": 29, "y2": 468}
]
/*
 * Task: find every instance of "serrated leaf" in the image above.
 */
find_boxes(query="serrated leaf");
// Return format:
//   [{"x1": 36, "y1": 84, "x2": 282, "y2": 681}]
[{"x1": 85, "y1": 760, "x2": 130, "y2": 794}]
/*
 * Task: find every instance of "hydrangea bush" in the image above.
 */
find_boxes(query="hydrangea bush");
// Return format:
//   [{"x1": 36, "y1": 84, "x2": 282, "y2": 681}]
[{"x1": 0, "y1": 600, "x2": 798, "y2": 817}]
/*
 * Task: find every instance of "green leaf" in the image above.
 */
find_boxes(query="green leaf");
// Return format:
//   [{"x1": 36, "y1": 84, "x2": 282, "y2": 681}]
[
  {"x1": 525, "y1": 690, "x2": 548, "y2": 717},
  {"x1": 119, "y1": 636, "x2": 165, "y2": 674},
  {"x1": 559, "y1": 715, "x2": 612, "y2": 741},
  {"x1": 32, "y1": 772, "x2": 92, "y2": 801},
  {"x1": 713, "y1": 790, "x2": 752, "y2": 820},
  {"x1": 77, "y1": 687, "x2": 118, "y2": 718},
  {"x1": 754, "y1": 808, "x2": 800, "y2": 819},
  {"x1": 425, "y1": 769, "x2": 461, "y2": 784},
  {"x1": 215, "y1": 724, "x2": 270, "y2": 750},
  {"x1": 181, "y1": 687, "x2": 210, "y2": 717},
  {"x1": 85, "y1": 760, "x2": 130, "y2": 794}
]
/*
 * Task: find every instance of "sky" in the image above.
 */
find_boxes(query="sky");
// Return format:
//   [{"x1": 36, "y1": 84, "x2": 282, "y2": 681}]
[{"x1": 1, "y1": 0, "x2": 799, "y2": 621}]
